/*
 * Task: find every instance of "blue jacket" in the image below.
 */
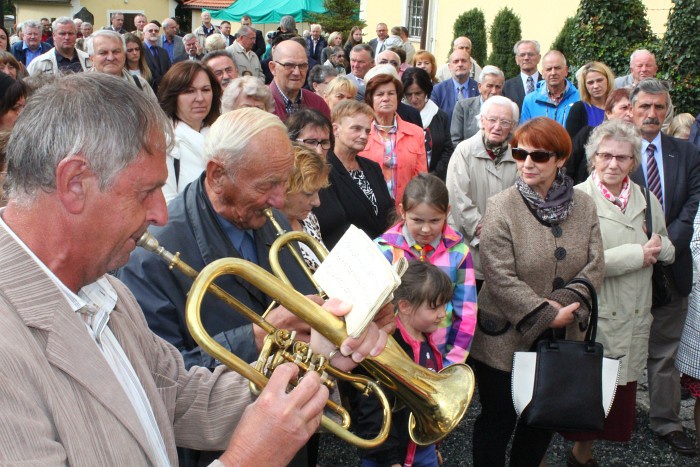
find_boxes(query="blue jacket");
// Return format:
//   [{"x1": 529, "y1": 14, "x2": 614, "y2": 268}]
[
  {"x1": 11, "y1": 41, "x2": 52, "y2": 66},
  {"x1": 430, "y1": 77, "x2": 479, "y2": 122},
  {"x1": 118, "y1": 174, "x2": 315, "y2": 370},
  {"x1": 520, "y1": 78, "x2": 580, "y2": 126}
]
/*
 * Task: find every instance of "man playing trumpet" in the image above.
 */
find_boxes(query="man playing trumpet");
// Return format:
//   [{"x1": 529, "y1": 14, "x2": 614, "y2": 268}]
[{"x1": 0, "y1": 73, "x2": 387, "y2": 466}]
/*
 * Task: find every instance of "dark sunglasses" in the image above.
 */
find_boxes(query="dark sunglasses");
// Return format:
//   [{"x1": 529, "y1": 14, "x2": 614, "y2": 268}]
[{"x1": 511, "y1": 148, "x2": 558, "y2": 163}]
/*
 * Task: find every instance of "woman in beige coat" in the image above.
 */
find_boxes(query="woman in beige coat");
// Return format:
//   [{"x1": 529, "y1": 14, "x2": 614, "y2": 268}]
[
  {"x1": 470, "y1": 117, "x2": 605, "y2": 467},
  {"x1": 566, "y1": 120, "x2": 675, "y2": 466}
]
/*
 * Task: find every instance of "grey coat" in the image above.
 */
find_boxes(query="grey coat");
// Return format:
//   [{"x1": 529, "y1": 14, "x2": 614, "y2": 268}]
[
  {"x1": 471, "y1": 186, "x2": 605, "y2": 372},
  {"x1": 450, "y1": 96, "x2": 481, "y2": 146}
]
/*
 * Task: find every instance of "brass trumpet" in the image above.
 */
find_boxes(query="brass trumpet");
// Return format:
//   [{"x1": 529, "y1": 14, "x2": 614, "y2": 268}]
[{"x1": 262, "y1": 209, "x2": 475, "y2": 445}]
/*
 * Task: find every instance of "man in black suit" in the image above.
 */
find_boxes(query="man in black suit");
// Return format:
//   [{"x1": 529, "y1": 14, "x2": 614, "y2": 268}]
[
  {"x1": 368, "y1": 23, "x2": 389, "y2": 57},
  {"x1": 502, "y1": 40, "x2": 542, "y2": 111},
  {"x1": 240, "y1": 15, "x2": 266, "y2": 59},
  {"x1": 306, "y1": 24, "x2": 327, "y2": 64},
  {"x1": 629, "y1": 78, "x2": 700, "y2": 457},
  {"x1": 142, "y1": 23, "x2": 172, "y2": 91}
]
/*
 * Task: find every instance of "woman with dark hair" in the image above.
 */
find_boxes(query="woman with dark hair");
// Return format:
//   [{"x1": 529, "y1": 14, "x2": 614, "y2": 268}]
[
  {"x1": 123, "y1": 33, "x2": 152, "y2": 86},
  {"x1": 0, "y1": 25, "x2": 9, "y2": 52},
  {"x1": 157, "y1": 61, "x2": 222, "y2": 202},
  {"x1": 359, "y1": 72, "x2": 427, "y2": 206},
  {"x1": 344, "y1": 26, "x2": 363, "y2": 64},
  {"x1": 402, "y1": 67, "x2": 453, "y2": 180},
  {"x1": 470, "y1": 117, "x2": 604, "y2": 466},
  {"x1": 314, "y1": 99, "x2": 394, "y2": 249},
  {"x1": 0, "y1": 73, "x2": 28, "y2": 131},
  {"x1": 286, "y1": 108, "x2": 333, "y2": 157},
  {"x1": 565, "y1": 61, "x2": 616, "y2": 139},
  {"x1": 566, "y1": 87, "x2": 633, "y2": 184}
]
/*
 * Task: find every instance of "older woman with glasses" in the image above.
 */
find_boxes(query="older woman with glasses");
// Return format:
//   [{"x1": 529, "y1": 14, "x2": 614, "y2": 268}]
[
  {"x1": 470, "y1": 117, "x2": 604, "y2": 466},
  {"x1": 565, "y1": 61, "x2": 615, "y2": 139},
  {"x1": 563, "y1": 119, "x2": 674, "y2": 466}
]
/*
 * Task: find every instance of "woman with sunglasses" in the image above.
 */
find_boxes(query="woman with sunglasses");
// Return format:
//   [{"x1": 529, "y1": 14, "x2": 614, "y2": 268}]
[
  {"x1": 469, "y1": 117, "x2": 604, "y2": 467},
  {"x1": 563, "y1": 119, "x2": 674, "y2": 466}
]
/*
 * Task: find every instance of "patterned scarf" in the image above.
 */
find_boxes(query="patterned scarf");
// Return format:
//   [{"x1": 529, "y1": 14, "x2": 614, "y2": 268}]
[
  {"x1": 592, "y1": 171, "x2": 631, "y2": 213},
  {"x1": 482, "y1": 133, "x2": 509, "y2": 160},
  {"x1": 516, "y1": 168, "x2": 574, "y2": 224}
]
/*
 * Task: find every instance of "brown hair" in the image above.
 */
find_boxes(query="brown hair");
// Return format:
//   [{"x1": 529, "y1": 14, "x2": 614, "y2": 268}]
[
  {"x1": 364, "y1": 73, "x2": 403, "y2": 106},
  {"x1": 123, "y1": 33, "x2": 152, "y2": 84},
  {"x1": 287, "y1": 144, "x2": 331, "y2": 194},
  {"x1": 157, "y1": 61, "x2": 222, "y2": 127},
  {"x1": 512, "y1": 117, "x2": 572, "y2": 161},
  {"x1": 401, "y1": 173, "x2": 449, "y2": 213},
  {"x1": 393, "y1": 261, "x2": 453, "y2": 310},
  {"x1": 604, "y1": 87, "x2": 631, "y2": 114}
]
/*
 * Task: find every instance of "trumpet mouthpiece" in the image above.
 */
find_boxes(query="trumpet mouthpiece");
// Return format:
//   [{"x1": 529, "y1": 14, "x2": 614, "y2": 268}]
[{"x1": 137, "y1": 232, "x2": 160, "y2": 252}]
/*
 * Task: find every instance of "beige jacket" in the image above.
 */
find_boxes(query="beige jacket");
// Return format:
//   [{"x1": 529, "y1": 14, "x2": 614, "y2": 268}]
[
  {"x1": 446, "y1": 132, "x2": 518, "y2": 279},
  {"x1": 27, "y1": 47, "x2": 91, "y2": 75},
  {"x1": 577, "y1": 176, "x2": 674, "y2": 382},
  {"x1": 471, "y1": 186, "x2": 605, "y2": 372},
  {"x1": 0, "y1": 226, "x2": 252, "y2": 465}
]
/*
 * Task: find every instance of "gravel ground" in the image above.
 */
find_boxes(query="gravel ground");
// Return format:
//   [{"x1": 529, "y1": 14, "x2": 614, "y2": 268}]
[{"x1": 318, "y1": 390, "x2": 698, "y2": 466}]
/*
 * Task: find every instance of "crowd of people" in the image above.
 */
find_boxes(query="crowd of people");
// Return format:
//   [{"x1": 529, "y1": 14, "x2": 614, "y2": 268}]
[{"x1": 1, "y1": 9, "x2": 700, "y2": 467}]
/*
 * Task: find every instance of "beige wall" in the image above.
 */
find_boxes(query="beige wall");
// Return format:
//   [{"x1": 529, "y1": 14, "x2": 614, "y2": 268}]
[
  {"x1": 363, "y1": 0, "x2": 672, "y2": 67},
  {"x1": 15, "y1": 1, "x2": 173, "y2": 30}
]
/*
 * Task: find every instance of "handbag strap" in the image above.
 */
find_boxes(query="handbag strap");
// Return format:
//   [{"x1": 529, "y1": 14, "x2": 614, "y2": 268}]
[
  {"x1": 644, "y1": 186, "x2": 653, "y2": 240},
  {"x1": 565, "y1": 277, "x2": 598, "y2": 344}
]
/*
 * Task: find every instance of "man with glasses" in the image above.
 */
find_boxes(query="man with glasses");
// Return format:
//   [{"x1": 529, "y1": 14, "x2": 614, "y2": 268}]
[
  {"x1": 446, "y1": 95, "x2": 519, "y2": 292},
  {"x1": 369, "y1": 23, "x2": 389, "y2": 57},
  {"x1": 143, "y1": 23, "x2": 172, "y2": 91},
  {"x1": 226, "y1": 25, "x2": 264, "y2": 81},
  {"x1": 503, "y1": 40, "x2": 542, "y2": 111},
  {"x1": 268, "y1": 39, "x2": 330, "y2": 121},
  {"x1": 520, "y1": 50, "x2": 579, "y2": 126},
  {"x1": 431, "y1": 49, "x2": 479, "y2": 122},
  {"x1": 27, "y1": 17, "x2": 90, "y2": 75},
  {"x1": 239, "y1": 15, "x2": 265, "y2": 59},
  {"x1": 11, "y1": 20, "x2": 52, "y2": 67}
]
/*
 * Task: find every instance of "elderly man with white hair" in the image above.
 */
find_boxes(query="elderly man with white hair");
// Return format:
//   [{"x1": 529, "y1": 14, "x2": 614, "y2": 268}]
[
  {"x1": 450, "y1": 65, "x2": 505, "y2": 145},
  {"x1": 87, "y1": 30, "x2": 156, "y2": 100},
  {"x1": 11, "y1": 19, "x2": 52, "y2": 67},
  {"x1": 193, "y1": 11, "x2": 219, "y2": 51},
  {"x1": 27, "y1": 17, "x2": 90, "y2": 75},
  {"x1": 305, "y1": 24, "x2": 327, "y2": 64},
  {"x1": 446, "y1": 95, "x2": 520, "y2": 290}
]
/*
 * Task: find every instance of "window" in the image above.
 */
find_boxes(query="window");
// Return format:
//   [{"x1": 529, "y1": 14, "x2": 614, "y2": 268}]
[{"x1": 407, "y1": 0, "x2": 424, "y2": 38}]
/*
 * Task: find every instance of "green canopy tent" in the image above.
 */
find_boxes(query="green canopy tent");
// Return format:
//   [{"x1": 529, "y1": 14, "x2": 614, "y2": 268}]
[{"x1": 208, "y1": 0, "x2": 327, "y2": 23}]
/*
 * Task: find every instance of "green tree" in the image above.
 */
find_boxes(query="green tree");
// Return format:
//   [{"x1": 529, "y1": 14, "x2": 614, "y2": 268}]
[
  {"x1": 487, "y1": 8, "x2": 521, "y2": 78},
  {"x1": 306, "y1": 0, "x2": 366, "y2": 42},
  {"x1": 451, "y1": 8, "x2": 487, "y2": 65},
  {"x1": 572, "y1": 0, "x2": 656, "y2": 75},
  {"x1": 660, "y1": 0, "x2": 700, "y2": 115},
  {"x1": 550, "y1": 16, "x2": 576, "y2": 60}
]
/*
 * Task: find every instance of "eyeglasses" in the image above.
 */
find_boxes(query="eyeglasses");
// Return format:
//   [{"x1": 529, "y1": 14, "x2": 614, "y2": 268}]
[
  {"x1": 297, "y1": 138, "x2": 332, "y2": 150},
  {"x1": 483, "y1": 116, "x2": 514, "y2": 129},
  {"x1": 596, "y1": 153, "x2": 634, "y2": 163},
  {"x1": 517, "y1": 52, "x2": 538, "y2": 58},
  {"x1": 274, "y1": 61, "x2": 309, "y2": 72},
  {"x1": 379, "y1": 60, "x2": 400, "y2": 67},
  {"x1": 511, "y1": 148, "x2": 558, "y2": 163}
]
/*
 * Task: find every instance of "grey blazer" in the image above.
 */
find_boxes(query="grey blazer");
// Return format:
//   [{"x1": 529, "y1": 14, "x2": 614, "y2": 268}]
[
  {"x1": 158, "y1": 34, "x2": 186, "y2": 62},
  {"x1": 450, "y1": 96, "x2": 481, "y2": 146},
  {"x1": 0, "y1": 226, "x2": 252, "y2": 464}
]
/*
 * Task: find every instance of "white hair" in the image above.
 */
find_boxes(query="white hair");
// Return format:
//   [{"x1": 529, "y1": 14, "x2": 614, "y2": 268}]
[
  {"x1": 480, "y1": 95, "x2": 519, "y2": 124},
  {"x1": 87, "y1": 30, "x2": 126, "y2": 56}
]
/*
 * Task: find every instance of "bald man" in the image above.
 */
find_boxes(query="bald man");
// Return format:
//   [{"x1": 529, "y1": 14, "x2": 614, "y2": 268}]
[{"x1": 520, "y1": 50, "x2": 580, "y2": 125}]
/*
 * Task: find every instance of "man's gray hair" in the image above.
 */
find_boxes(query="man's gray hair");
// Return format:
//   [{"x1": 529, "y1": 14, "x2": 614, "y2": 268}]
[
  {"x1": 629, "y1": 49, "x2": 655, "y2": 66},
  {"x1": 204, "y1": 108, "x2": 285, "y2": 178},
  {"x1": 351, "y1": 43, "x2": 374, "y2": 58},
  {"x1": 87, "y1": 30, "x2": 126, "y2": 55},
  {"x1": 513, "y1": 40, "x2": 541, "y2": 55},
  {"x1": 585, "y1": 119, "x2": 642, "y2": 173},
  {"x1": 238, "y1": 25, "x2": 253, "y2": 37},
  {"x1": 629, "y1": 78, "x2": 670, "y2": 107},
  {"x1": 4, "y1": 73, "x2": 172, "y2": 202},
  {"x1": 308, "y1": 65, "x2": 338, "y2": 87},
  {"x1": 183, "y1": 33, "x2": 196, "y2": 42},
  {"x1": 22, "y1": 20, "x2": 40, "y2": 31},
  {"x1": 221, "y1": 76, "x2": 275, "y2": 113},
  {"x1": 480, "y1": 95, "x2": 519, "y2": 125},
  {"x1": 52, "y1": 17, "x2": 75, "y2": 31},
  {"x1": 279, "y1": 15, "x2": 297, "y2": 34},
  {"x1": 479, "y1": 65, "x2": 504, "y2": 82}
]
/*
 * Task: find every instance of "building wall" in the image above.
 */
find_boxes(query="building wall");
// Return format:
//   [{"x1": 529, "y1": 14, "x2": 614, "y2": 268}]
[
  {"x1": 362, "y1": 0, "x2": 672, "y2": 68},
  {"x1": 15, "y1": 1, "x2": 174, "y2": 30}
]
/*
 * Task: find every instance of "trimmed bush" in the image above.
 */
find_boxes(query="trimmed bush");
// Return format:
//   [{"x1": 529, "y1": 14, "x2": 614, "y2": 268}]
[
  {"x1": 488, "y1": 7, "x2": 522, "y2": 78},
  {"x1": 306, "y1": 0, "x2": 366, "y2": 42},
  {"x1": 452, "y1": 8, "x2": 487, "y2": 65}
]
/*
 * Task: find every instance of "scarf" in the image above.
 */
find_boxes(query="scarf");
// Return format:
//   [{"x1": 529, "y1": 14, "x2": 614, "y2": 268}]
[
  {"x1": 593, "y1": 171, "x2": 630, "y2": 212},
  {"x1": 516, "y1": 168, "x2": 574, "y2": 224},
  {"x1": 482, "y1": 133, "x2": 509, "y2": 160}
]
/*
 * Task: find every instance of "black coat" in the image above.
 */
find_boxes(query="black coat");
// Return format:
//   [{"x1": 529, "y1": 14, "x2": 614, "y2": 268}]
[
  {"x1": 143, "y1": 44, "x2": 171, "y2": 91},
  {"x1": 502, "y1": 73, "x2": 542, "y2": 111},
  {"x1": 314, "y1": 151, "x2": 395, "y2": 249},
  {"x1": 426, "y1": 109, "x2": 454, "y2": 180},
  {"x1": 630, "y1": 133, "x2": 700, "y2": 297}
]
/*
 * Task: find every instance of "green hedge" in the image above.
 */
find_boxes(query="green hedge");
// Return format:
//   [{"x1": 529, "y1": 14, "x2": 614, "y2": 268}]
[
  {"x1": 488, "y1": 7, "x2": 522, "y2": 78},
  {"x1": 452, "y1": 8, "x2": 487, "y2": 66}
]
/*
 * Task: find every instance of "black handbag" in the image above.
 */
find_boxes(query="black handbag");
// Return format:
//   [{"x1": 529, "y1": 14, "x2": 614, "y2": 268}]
[
  {"x1": 511, "y1": 278, "x2": 620, "y2": 431},
  {"x1": 644, "y1": 187, "x2": 673, "y2": 307}
]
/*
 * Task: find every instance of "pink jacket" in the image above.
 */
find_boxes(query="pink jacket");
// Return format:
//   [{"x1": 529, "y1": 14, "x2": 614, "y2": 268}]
[{"x1": 359, "y1": 115, "x2": 427, "y2": 206}]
